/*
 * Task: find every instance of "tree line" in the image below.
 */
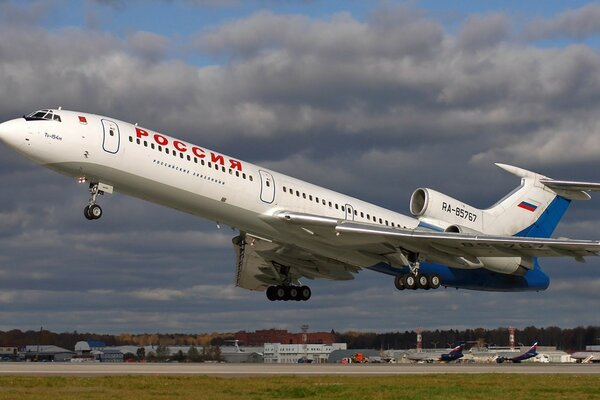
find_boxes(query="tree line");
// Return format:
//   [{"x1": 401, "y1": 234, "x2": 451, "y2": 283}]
[{"x1": 0, "y1": 326, "x2": 597, "y2": 352}]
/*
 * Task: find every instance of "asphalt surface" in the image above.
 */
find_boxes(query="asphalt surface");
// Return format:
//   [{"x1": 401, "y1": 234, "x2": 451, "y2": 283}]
[{"x1": 0, "y1": 362, "x2": 599, "y2": 376}]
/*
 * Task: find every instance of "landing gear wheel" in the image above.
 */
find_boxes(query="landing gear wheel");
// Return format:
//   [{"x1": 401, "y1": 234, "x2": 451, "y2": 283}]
[
  {"x1": 88, "y1": 204, "x2": 102, "y2": 220},
  {"x1": 417, "y1": 273, "x2": 429, "y2": 289},
  {"x1": 266, "y1": 286, "x2": 277, "y2": 301},
  {"x1": 289, "y1": 286, "x2": 300, "y2": 301},
  {"x1": 83, "y1": 206, "x2": 93, "y2": 220},
  {"x1": 275, "y1": 286, "x2": 287, "y2": 301},
  {"x1": 429, "y1": 274, "x2": 441, "y2": 289},
  {"x1": 299, "y1": 285, "x2": 311, "y2": 301},
  {"x1": 404, "y1": 274, "x2": 417, "y2": 290},
  {"x1": 394, "y1": 275, "x2": 405, "y2": 290}
]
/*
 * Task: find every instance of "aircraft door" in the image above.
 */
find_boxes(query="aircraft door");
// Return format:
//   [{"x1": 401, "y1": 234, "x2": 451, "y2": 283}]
[
  {"x1": 345, "y1": 204, "x2": 355, "y2": 221},
  {"x1": 101, "y1": 119, "x2": 120, "y2": 154},
  {"x1": 259, "y1": 170, "x2": 276, "y2": 204}
]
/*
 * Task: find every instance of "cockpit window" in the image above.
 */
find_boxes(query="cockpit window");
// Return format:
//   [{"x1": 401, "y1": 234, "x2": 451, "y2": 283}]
[{"x1": 24, "y1": 109, "x2": 61, "y2": 122}]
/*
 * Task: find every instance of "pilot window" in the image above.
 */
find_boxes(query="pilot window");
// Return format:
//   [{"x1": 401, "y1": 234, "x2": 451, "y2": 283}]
[{"x1": 25, "y1": 109, "x2": 62, "y2": 122}]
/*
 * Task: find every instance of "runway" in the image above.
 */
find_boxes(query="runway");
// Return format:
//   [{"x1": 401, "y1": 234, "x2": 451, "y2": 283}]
[{"x1": 1, "y1": 362, "x2": 599, "y2": 376}]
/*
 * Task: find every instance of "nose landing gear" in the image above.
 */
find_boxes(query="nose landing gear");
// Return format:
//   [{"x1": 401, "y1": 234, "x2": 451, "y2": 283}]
[{"x1": 83, "y1": 182, "x2": 112, "y2": 220}]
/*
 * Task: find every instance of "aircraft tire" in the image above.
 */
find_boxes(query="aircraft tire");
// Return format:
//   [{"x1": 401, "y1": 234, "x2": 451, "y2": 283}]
[
  {"x1": 429, "y1": 274, "x2": 441, "y2": 289},
  {"x1": 299, "y1": 285, "x2": 311, "y2": 301},
  {"x1": 88, "y1": 204, "x2": 102, "y2": 220},
  {"x1": 275, "y1": 286, "x2": 287, "y2": 301},
  {"x1": 289, "y1": 286, "x2": 300, "y2": 301},
  {"x1": 394, "y1": 275, "x2": 405, "y2": 290},
  {"x1": 266, "y1": 286, "x2": 277, "y2": 301},
  {"x1": 404, "y1": 274, "x2": 417, "y2": 290},
  {"x1": 417, "y1": 273, "x2": 429, "y2": 289},
  {"x1": 83, "y1": 206, "x2": 94, "y2": 220}
]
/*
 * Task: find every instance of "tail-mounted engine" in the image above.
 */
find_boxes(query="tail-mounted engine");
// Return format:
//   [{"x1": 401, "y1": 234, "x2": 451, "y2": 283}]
[{"x1": 410, "y1": 188, "x2": 484, "y2": 232}]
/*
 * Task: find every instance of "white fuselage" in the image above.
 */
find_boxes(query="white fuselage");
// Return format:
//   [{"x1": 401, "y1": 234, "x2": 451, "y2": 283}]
[{"x1": 0, "y1": 109, "x2": 419, "y2": 271}]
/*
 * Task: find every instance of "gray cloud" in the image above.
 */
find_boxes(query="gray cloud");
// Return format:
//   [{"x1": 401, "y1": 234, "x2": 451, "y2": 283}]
[
  {"x1": 457, "y1": 12, "x2": 511, "y2": 51},
  {"x1": 526, "y1": 4, "x2": 600, "y2": 41}
]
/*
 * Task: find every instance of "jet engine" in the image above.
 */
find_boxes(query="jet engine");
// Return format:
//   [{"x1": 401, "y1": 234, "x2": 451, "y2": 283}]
[{"x1": 410, "y1": 188, "x2": 484, "y2": 232}]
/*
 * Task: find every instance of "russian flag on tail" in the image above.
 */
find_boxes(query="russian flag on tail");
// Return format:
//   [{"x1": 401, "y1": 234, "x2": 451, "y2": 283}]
[{"x1": 518, "y1": 201, "x2": 538, "y2": 212}]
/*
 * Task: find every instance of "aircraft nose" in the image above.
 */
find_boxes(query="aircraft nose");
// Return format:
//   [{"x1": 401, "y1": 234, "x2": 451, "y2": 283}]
[{"x1": 0, "y1": 117, "x2": 26, "y2": 146}]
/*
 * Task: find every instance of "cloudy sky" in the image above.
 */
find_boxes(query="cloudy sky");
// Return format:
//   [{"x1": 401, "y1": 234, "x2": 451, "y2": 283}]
[{"x1": 0, "y1": 0, "x2": 599, "y2": 336}]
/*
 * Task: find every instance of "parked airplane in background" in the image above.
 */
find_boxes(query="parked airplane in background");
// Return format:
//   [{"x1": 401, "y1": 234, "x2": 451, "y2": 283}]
[
  {"x1": 408, "y1": 344, "x2": 465, "y2": 363},
  {"x1": 496, "y1": 342, "x2": 539, "y2": 363},
  {"x1": 1, "y1": 109, "x2": 600, "y2": 302}
]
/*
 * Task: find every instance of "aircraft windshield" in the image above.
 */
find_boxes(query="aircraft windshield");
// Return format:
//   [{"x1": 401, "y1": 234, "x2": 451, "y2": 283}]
[{"x1": 24, "y1": 109, "x2": 61, "y2": 122}]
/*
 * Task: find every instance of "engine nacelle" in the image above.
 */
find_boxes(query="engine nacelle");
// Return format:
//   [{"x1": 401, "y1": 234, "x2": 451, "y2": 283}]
[
  {"x1": 478, "y1": 257, "x2": 530, "y2": 275},
  {"x1": 410, "y1": 188, "x2": 484, "y2": 232}
]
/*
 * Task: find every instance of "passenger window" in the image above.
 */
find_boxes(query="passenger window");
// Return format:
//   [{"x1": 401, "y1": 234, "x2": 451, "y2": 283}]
[
  {"x1": 249, "y1": 175, "x2": 253, "y2": 181},
  {"x1": 158, "y1": 145, "x2": 162, "y2": 151},
  {"x1": 143, "y1": 141, "x2": 148, "y2": 147},
  {"x1": 335, "y1": 204, "x2": 338, "y2": 210},
  {"x1": 266, "y1": 181, "x2": 271, "y2": 187},
  {"x1": 165, "y1": 148, "x2": 169, "y2": 154},
  {"x1": 296, "y1": 191, "x2": 300, "y2": 197},
  {"x1": 236, "y1": 171, "x2": 240, "y2": 177},
  {"x1": 341, "y1": 206, "x2": 345, "y2": 212},
  {"x1": 242, "y1": 173, "x2": 246, "y2": 179},
  {"x1": 129, "y1": 136, "x2": 133, "y2": 143},
  {"x1": 109, "y1": 129, "x2": 115, "y2": 137},
  {"x1": 187, "y1": 155, "x2": 191, "y2": 161},
  {"x1": 151, "y1": 143, "x2": 155, "y2": 149},
  {"x1": 303, "y1": 193, "x2": 306, "y2": 199},
  {"x1": 361, "y1": 212, "x2": 364, "y2": 218},
  {"x1": 283, "y1": 187, "x2": 287, "y2": 193},
  {"x1": 328, "y1": 201, "x2": 332, "y2": 207},
  {"x1": 136, "y1": 138, "x2": 140, "y2": 145}
]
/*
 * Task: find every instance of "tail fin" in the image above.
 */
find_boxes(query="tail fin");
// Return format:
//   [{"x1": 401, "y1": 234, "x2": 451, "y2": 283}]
[
  {"x1": 484, "y1": 164, "x2": 599, "y2": 238},
  {"x1": 450, "y1": 344, "x2": 465, "y2": 355}
]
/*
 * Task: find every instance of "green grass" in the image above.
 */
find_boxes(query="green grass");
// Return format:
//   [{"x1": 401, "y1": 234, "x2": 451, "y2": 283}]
[{"x1": 0, "y1": 375, "x2": 598, "y2": 400}]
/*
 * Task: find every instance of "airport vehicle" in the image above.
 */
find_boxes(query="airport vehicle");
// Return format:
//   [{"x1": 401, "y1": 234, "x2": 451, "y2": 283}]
[
  {"x1": 1, "y1": 109, "x2": 600, "y2": 301},
  {"x1": 408, "y1": 344, "x2": 465, "y2": 363},
  {"x1": 496, "y1": 342, "x2": 538, "y2": 363}
]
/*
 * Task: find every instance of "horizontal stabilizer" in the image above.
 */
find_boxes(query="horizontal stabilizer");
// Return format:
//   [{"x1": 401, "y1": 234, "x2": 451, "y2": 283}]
[
  {"x1": 495, "y1": 163, "x2": 600, "y2": 201},
  {"x1": 540, "y1": 179, "x2": 600, "y2": 200}
]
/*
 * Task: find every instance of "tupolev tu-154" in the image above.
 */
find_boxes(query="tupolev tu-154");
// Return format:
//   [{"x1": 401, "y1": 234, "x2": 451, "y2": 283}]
[{"x1": 1, "y1": 109, "x2": 600, "y2": 302}]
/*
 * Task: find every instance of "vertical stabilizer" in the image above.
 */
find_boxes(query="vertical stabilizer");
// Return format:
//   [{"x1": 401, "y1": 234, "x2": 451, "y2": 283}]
[{"x1": 484, "y1": 164, "x2": 570, "y2": 238}]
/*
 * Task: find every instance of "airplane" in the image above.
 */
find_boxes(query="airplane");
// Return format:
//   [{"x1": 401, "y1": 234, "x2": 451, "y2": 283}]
[
  {"x1": 496, "y1": 342, "x2": 538, "y2": 363},
  {"x1": 1, "y1": 108, "x2": 600, "y2": 302},
  {"x1": 570, "y1": 351, "x2": 600, "y2": 363},
  {"x1": 407, "y1": 343, "x2": 465, "y2": 363}
]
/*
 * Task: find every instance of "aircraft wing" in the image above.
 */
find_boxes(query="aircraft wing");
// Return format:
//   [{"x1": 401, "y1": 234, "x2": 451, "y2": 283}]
[
  {"x1": 272, "y1": 211, "x2": 600, "y2": 266},
  {"x1": 232, "y1": 233, "x2": 359, "y2": 291},
  {"x1": 336, "y1": 221, "x2": 600, "y2": 260}
]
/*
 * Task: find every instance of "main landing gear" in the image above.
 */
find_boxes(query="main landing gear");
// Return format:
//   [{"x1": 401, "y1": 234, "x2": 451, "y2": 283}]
[
  {"x1": 394, "y1": 272, "x2": 441, "y2": 290},
  {"x1": 394, "y1": 251, "x2": 441, "y2": 290},
  {"x1": 266, "y1": 285, "x2": 312, "y2": 301},
  {"x1": 83, "y1": 182, "x2": 103, "y2": 220}
]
